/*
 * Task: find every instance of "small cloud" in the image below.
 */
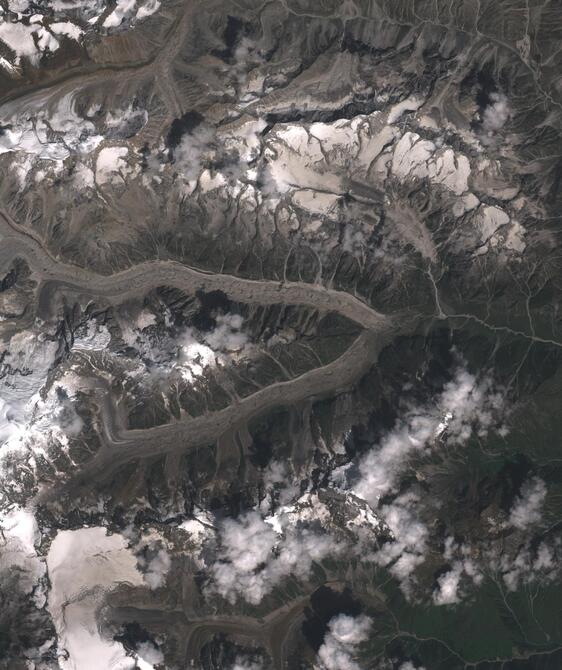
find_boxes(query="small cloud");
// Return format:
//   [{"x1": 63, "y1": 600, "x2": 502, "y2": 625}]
[
  {"x1": 172, "y1": 124, "x2": 216, "y2": 182},
  {"x1": 259, "y1": 461, "x2": 300, "y2": 511},
  {"x1": 203, "y1": 313, "x2": 248, "y2": 353},
  {"x1": 317, "y1": 614, "x2": 372, "y2": 670},
  {"x1": 500, "y1": 541, "x2": 559, "y2": 591},
  {"x1": 209, "y1": 508, "x2": 343, "y2": 605},
  {"x1": 342, "y1": 363, "x2": 505, "y2": 596},
  {"x1": 138, "y1": 545, "x2": 171, "y2": 590},
  {"x1": 509, "y1": 477, "x2": 547, "y2": 530},
  {"x1": 373, "y1": 494, "x2": 428, "y2": 596},
  {"x1": 231, "y1": 656, "x2": 264, "y2": 670},
  {"x1": 135, "y1": 640, "x2": 164, "y2": 670},
  {"x1": 433, "y1": 563, "x2": 463, "y2": 605},
  {"x1": 353, "y1": 366, "x2": 504, "y2": 508},
  {"x1": 482, "y1": 92, "x2": 510, "y2": 134},
  {"x1": 433, "y1": 538, "x2": 483, "y2": 605}
]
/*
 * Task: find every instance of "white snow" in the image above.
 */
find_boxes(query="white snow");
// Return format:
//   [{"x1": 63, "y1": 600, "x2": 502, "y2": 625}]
[
  {"x1": 477, "y1": 205, "x2": 510, "y2": 240},
  {"x1": 73, "y1": 162, "x2": 95, "y2": 189},
  {"x1": 136, "y1": 310, "x2": 156, "y2": 330},
  {"x1": 0, "y1": 93, "x2": 104, "y2": 179},
  {"x1": 102, "y1": 0, "x2": 161, "y2": 27},
  {"x1": 135, "y1": 0, "x2": 161, "y2": 20},
  {"x1": 103, "y1": 0, "x2": 137, "y2": 27},
  {"x1": 452, "y1": 193, "x2": 480, "y2": 217},
  {"x1": 73, "y1": 321, "x2": 112, "y2": 351},
  {"x1": 0, "y1": 15, "x2": 84, "y2": 70},
  {"x1": 47, "y1": 527, "x2": 144, "y2": 670},
  {"x1": 35, "y1": 26, "x2": 59, "y2": 53},
  {"x1": 49, "y1": 21, "x2": 84, "y2": 39},
  {"x1": 387, "y1": 97, "x2": 423, "y2": 125},
  {"x1": 0, "y1": 507, "x2": 45, "y2": 601},
  {"x1": 0, "y1": 21, "x2": 41, "y2": 64},
  {"x1": 95, "y1": 146, "x2": 130, "y2": 184},
  {"x1": 392, "y1": 132, "x2": 470, "y2": 195},
  {"x1": 292, "y1": 189, "x2": 340, "y2": 216},
  {"x1": 0, "y1": 331, "x2": 59, "y2": 454}
]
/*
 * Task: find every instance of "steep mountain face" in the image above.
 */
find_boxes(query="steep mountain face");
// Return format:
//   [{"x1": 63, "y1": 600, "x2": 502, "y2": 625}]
[{"x1": 0, "y1": 0, "x2": 561, "y2": 668}]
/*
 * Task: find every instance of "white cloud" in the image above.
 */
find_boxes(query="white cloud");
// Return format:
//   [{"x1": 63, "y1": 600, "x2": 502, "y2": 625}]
[
  {"x1": 353, "y1": 417, "x2": 433, "y2": 506},
  {"x1": 135, "y1": 641, "x2": 164, "y2": 670},
  {"x1": 139, "y1": 546, "x2": 171, "y2": 590},
  {"x1": 482, "y1": 93, "x2": 510, "y2": 134},
  {"x1": 500, "y1": 541, "x2": 559, "y2": 592},
  {"x1": 316, "y1": 614, "x2": 371, "y2": 670},
  {"x1": 342, "y1": 226, "x2": 367, "y2": 255},
  {"x1": 263, "y1": 460, "x2": 288, "y2": 487},
  {"x1": 209, "y1": 508, "x2": 343, "y2": 605},
  {"x1": 210, "y1": 511, "x2": 277, "y2": 603},
  {"x1": 177, "y1": 329, "x2": 216, "y2": 381},
  {"x1": 178, "y1": 314, "x2": 250, "y2": 380},
  {"x1": 509, "y1": 477, "x2": 547, "y2": 530},
  {"x1": 352, "y1": 366, "x2": 503, "y2": 508},
  {"x1": 203, "y1": 313, "x2": 248, "y2": 352},
  {"x1": 220, "y1": 118, "x2": 267, "y2": 164},
  {"x1": 51, "y1": 389, "x2": 84, "y2": 437},
  {"x1": 373, "y1": 493, "x2": 428, "y2": 595},
  {"x1": 433, "y1": 563, "x2": 463, "y2": 605},
  {"x1": 438, "y1": 368, "x2": 503, "y2": 442},
  {"x1": 259, "y1": 461, "x2": 300, "y2": 511},
  {"x1": 433, "y1": 538, "x2": 482, "y2": 605},
  {"x1": 120, "y1": 311, "x2": 250, "y2": 386},
  {"x1": 105, "y1": 105, "x2": 148, "y2": 138},
  {"x1": 335, "y1": 364, "x2": 505, "y2": 596},
  {"x1": 173, "y1": 124, "x2": 216, "y2": 182},
  {"x1": 231, "y1": 656, "x2": 264, "y2": 670},
  {"x1": 399, "y1": 662, "x2": 426, "y2": 670}
]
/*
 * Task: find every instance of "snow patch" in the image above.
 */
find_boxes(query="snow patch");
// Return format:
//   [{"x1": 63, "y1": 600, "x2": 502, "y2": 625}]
[
  {"x1": 392, "y1": 132, "x2": 470, "y2": 195},
  {"x1": 96, "y1": 146, "x2": 131, "y2": 184}
]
